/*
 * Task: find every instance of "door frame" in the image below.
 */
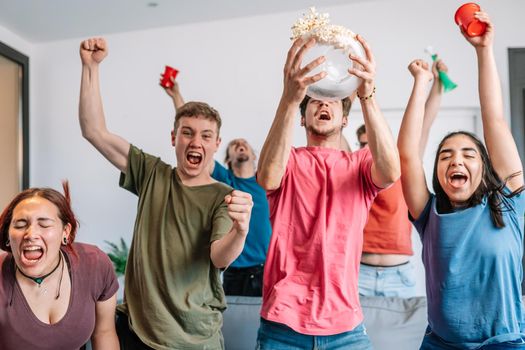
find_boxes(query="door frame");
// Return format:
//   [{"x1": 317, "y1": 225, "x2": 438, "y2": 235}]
[
  {"x1": 508, "y1": 48, "x2": 525, "y2": 165},
  {"x1": 0, "y1": 41, "x2": 29, "y2": 189}
]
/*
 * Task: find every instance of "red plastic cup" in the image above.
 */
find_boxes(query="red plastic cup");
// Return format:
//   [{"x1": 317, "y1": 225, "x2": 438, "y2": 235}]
[
  {"x1": 454, "y1": 3, "x2": 487, "y2": 37},
  {"x1": 160, "y1": 65, "x2": 179, "y2": 88}
]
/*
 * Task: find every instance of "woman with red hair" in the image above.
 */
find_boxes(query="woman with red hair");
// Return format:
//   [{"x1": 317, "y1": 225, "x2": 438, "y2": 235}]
[{"x1": 0, "y1": 182, "x2": 119, "y2": 350}]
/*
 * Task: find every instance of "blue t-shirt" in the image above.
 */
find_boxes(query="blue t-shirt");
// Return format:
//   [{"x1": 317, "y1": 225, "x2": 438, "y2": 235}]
[
  {"x1": 413, "y1": 190, "x2": 525, "y2": 348},
  {"x1": 212, "y1": 161, "x2": 272, "y2": 267}
]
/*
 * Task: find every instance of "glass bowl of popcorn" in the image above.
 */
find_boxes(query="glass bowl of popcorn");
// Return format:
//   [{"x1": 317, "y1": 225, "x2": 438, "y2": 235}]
[{"x1": 292, "y1": 8, "x2": 365, "y2": 100}]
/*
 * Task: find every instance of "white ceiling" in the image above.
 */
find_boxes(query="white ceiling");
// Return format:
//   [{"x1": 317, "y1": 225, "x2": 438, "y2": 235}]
[{"x1": 0, "y1": 0, "x2": 377, "y2": 43}]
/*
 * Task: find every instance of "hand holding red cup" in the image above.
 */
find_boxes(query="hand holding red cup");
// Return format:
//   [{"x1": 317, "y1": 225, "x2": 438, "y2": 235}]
[
  {"x1": 454, "y1": 3, "x2": 487, "y2": 37},
  {"x1": 160, "y1": 65, "x2": 179, "y2": 88}
]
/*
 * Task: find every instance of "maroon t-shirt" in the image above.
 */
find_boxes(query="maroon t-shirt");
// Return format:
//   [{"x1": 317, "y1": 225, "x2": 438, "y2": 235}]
[{"x1": 0, "y1": 243, "x2": 119, "y2": 350}]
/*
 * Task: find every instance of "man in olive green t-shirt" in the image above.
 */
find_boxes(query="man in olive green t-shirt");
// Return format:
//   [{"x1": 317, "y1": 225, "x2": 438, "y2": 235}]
[{"x1": 79, "y1": 37, "x2": 253, "y2": 350}]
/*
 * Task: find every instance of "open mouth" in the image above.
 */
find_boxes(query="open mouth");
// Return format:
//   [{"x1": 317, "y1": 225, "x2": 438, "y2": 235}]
[
  {"x1": 318, "y1": 110, "x2": 331, "y2": 121},
  {"x1": 449, "y1": 172, "x2": 468, "y2": 187},
  {"x1": 186, "y1": 151, "x2": 203, "y2": 165},
  {"x1": 22, "y1": 246, "x2": 44, "y2": 263}
]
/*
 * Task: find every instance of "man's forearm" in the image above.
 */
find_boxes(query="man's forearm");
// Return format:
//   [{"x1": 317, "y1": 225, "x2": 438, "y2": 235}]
[
  {"x1": 361, "y1": 97, "x2": 400, "y2": 186},
  {"x1": 172, "y1": 92, "x2": 185, "y2": 110},
  {"x1": 79, "y1": 64, "x2": 106, "y2": 141},
  {"x1": 210, "y1": 228, "x2": 247, "y2": 269},
  {"x1": 257, "y1": 98, "x2": 297, "y2": 190}
]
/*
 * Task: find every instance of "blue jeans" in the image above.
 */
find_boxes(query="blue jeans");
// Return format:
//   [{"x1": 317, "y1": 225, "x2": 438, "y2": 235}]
[
  {"x1": 420, "y1": 326, "x2": 525, "y2": 350},
  {"x1": 358, "y1": 262, "x2": 416, "y2": 298},
  {"x1": 256, "y1": 318, "x2": 373, "y2": 350}
]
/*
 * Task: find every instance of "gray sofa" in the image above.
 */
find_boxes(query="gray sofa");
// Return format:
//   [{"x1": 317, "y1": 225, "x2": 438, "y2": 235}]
[{"x1": 222, "y1": 295, "x2": 427, "y2": 350}]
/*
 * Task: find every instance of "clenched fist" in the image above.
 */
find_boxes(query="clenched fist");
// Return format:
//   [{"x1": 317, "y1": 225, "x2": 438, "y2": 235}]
[
  {"x1": 408, "y1": 59, "x2": 433, "y2": 82},
  {"x1": 80, "y1": 37, "x2": 108, "y2": 67},
  {"x1": 224, "y1": 190, "x2": 253, "y2": 236}
]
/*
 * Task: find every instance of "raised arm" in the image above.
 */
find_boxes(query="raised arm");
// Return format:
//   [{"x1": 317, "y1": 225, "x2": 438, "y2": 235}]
[
  {"x1": 257, "y1": 37, "x2": 326, "y2": 190},
  {"x1": 349, "y1": 35, "x2": 400, "y2": 188},
  {"x1": 463, "y1": 11, "x2": 523, "y2": 191},
  {"x1": 163, "y1": 78, "x2": 185, "y2": 111},
  {"x1": 79, "y1": 38, "x2": 130, "y2": 173},
  {"x1": 398, "y1": 60, "x2": 434, "y2": 219},
  {"x1": 419, "y1": 59, "x2": 446, "y2": 157},
  {"x1": 210, "y1": 190, "x2": 253, "y2": 268}
]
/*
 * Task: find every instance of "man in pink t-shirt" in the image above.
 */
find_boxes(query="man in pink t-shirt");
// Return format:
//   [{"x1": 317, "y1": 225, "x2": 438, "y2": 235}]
[{"x1": 256, "y1": 36, "x2": 400, "y2": 348}]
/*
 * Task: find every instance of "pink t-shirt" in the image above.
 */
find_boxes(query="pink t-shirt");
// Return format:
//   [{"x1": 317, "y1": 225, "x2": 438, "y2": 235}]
[{"x1": 261, "y1": 146, "x2": 380, "y2": 335}]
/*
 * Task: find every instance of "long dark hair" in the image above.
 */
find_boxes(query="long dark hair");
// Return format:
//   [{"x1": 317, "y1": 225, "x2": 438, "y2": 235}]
[{"x1": 432, "y1": 131, "x2": 523, "y2": 228}]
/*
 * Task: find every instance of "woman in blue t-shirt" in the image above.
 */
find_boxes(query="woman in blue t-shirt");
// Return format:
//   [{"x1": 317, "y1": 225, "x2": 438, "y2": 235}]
[{"x1": 398, "y1": 10, "x2": 525, "y2": 350}]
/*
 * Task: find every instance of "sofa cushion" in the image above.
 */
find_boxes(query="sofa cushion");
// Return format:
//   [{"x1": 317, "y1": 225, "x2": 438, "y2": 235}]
[
  {"x1": 360, "y1": 296, "x2": 426, "y2": 349},
  {"x1": 223, "y1": 296, "x2": 427, "y2": 350},
  {"x1": 223, "y1": 296, "x2": 262, "y2": 350}
]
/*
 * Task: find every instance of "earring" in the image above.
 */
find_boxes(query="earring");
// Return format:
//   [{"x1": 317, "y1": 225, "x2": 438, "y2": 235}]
[
  {"x1": 62, "y1": 236, "x2": 68, "y2": 245},
  {"x1": 5, "y1": 239, "x2": 10, "y2": 247}
]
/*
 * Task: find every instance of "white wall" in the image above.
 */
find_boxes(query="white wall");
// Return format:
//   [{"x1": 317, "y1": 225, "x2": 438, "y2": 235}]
[
  {"x1": 15, "y1": 0, "x2": 525, "y2": 296},
  {"x1": 0, "y1": 25, "x2": 32, "y2": 57}
]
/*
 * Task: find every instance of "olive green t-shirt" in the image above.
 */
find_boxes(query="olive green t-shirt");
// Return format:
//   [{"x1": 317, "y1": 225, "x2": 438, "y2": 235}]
[{"x1": 117, "y1": 145, "x2": 233, "y2": 350}]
